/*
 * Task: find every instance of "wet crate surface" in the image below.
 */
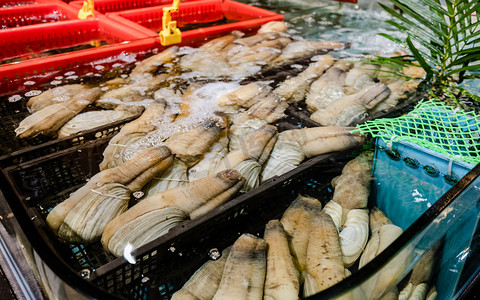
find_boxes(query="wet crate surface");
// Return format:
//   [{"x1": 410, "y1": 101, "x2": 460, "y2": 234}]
[
  {"x1": 0, "y1": 37, "x2": 157, "y2": 98},
  {"x1": 0, "y1": 73, "x2": 466, "y2": 299},
  {"x1": 0, "y1": 47, "x2": 424, "y2": 298},
  {"x1": 0, "y1": 2, "x2": 79, "y2": 29},
  {"x1": 107, "y1": 0, "x2": 284, "y2": 40},
  {"x1": 0, "y1": 34, "x2": 157, "y2": 166},
  {"x1": 0, "y1": 50, "x2": 424, "y2": 300},
  {"x1": 0, "y1": 1, "x2": 477, "y2": 299}
]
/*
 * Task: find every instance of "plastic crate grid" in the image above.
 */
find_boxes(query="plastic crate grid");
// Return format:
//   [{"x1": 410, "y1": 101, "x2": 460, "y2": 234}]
[
  {"x1": 107, "y1": 0, "x2": 284, "y2": 40},
  {"x1": 1, "y1": 2, "x2": 80, "y2": 29},
  {"x1": 69, "y1": 0, "x2": 199, "y2": 14}
]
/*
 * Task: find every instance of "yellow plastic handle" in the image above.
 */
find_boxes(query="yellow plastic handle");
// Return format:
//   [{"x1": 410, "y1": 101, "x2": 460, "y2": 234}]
[
  {"x1": 159, "y1": 0, "x2": 182, "y2": 46},
  {"x1": 78, "y1": 0, "x2": 95, "y2": 20}
]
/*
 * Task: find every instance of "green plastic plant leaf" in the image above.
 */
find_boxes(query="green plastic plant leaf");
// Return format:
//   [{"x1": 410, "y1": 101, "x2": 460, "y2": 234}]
[
  {"x1": 406, "y1": 36, "x2": 433, "y2": 79},
  {"x1": 378, "y1": 33, "x2": 403, "y2": 44},
  {"x1": 448, "y1": 57, "x2": 480, "y2": 70},
  {"x1": 457, "y1": 26, "x2": 480, "y2": 44},
  {"x1": 447, "y1": 50, "x2": 480, "y2": 68},
  {"x1": 389, "y1": 0, "x2": 445, "y2": 36},
  {"x1": 461, "y1": 1, "x2": 480, "y2": 18},
  {"x1": 381, "y1": 4, "x2": 444, "y2": 50},
  {"x1": 377, "y1": 0, "x2": 480, "y2": 100},
  {"x1": 451, "y1": 4, "x2": 480, "y2": 33},
  {"x1": 395, "y1": 0, "x2": 447, "y2": 26},
  {"x1": 456, "y1": 46, "x2": 480, "y2": 56},
  {"x1": 444, "y1": 0, "x2": 455, "y2": 15},
  {"x1": 421, "y1": 0, "x2": 449, "y2": 15},
  {"x1": 463, "y1": 73, "x2": 480, "y2": 80},
  {"x1": 447, "y1": 65, "x2": 480, "y2": 76}
]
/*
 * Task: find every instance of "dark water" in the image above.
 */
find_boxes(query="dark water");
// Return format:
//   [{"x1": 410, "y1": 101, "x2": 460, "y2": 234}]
[{"x1": 179, "y1": 18, "x2": 239, "y2": 31}]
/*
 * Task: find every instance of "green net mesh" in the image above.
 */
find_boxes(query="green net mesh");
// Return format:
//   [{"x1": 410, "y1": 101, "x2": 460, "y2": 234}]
[{"x1": 355, "y1": 99, "x2": 480, "y2": 165}]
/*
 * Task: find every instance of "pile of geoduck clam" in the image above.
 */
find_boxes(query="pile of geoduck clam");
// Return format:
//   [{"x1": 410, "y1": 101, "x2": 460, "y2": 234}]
[
  {"x1": 173, "y1": 152, "x2": 438, "y2": 300},
  {"x1": 14, "y1": 21, "x2": 429, "y2": 299}
]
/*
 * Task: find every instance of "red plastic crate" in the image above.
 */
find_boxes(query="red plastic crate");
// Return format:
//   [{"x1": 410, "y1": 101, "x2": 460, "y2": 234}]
[
  {"x1": 0, "y1": 19, "x2": 143, "y2": 63},
  {"x1": 107, "y1": 0, "x2": 284, "y2": 41},
  {"x1": 0, "y1": 18, "x2": 152, "y2": 68},
  {"x1": 0, "y1": 2, "x2": 80, "y2": 29},
  {"x1": 0, "y1": 15, "x2": 158, "y2": 94},
  {"x1": 0, "y1": 0, "x2": 282, "y2": 94},
  {"x1": 69, "y1": 0, "x2": 199, "y2": 14}
]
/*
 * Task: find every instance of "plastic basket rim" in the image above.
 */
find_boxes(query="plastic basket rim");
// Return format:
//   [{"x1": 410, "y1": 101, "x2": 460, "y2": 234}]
[{"x1": 377, "y1": 138, "x2": 476, "y2": 170}]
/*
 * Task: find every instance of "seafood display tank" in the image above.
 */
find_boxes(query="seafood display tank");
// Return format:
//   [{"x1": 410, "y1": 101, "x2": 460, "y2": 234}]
[{"x1": 1, "y1": 0, "x2": 480, "y2": 300}]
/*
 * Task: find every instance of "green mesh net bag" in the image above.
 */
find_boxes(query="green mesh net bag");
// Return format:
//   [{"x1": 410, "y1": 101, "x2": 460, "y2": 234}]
[{"x1": 355, "y1": 99, "x2": 480, "y2": 165}]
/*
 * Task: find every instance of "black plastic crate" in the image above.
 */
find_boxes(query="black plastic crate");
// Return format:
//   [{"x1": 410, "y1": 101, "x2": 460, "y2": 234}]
[
  {"x1": 0, "y1": 131, "x2": 357, "y2": 299},
  {"x1": 1, "y1": 137, "x2": 116, "y2": 272},
  {"x1": 0, "y1": 112, "x2": 136, "y2": 169},
  {"x1": 0, "y1": 69, "x2": 139, "y2": 168},
  {"x1": 0, "y1": 47, "x2": 427, "y2": 300},
  {"x1": 91, "y1": 150, "x2": 480, "y2": 300},
  {"x1": 91, "y1": 151, "x2": 350, "y2": 299},
  {"x1": 2, "y1": 129, "x2": 480, "y2": 299}
]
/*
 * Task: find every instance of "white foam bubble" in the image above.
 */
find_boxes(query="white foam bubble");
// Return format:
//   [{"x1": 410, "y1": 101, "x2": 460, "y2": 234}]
[
  {"x1": 124, "y1": 82, "x2": 240, "y2": 160},
  {"x1": 24, "y1": 90, "x2": 42, "y2": 97},
  {"x1": 8, "y1": 95, "x2": 22, "y2": 102}
]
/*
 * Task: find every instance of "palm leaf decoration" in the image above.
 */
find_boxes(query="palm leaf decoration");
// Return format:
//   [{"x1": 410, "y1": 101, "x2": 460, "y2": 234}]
[{"x1": 374, "y1": 0, "x2": 480, "y2": 102}]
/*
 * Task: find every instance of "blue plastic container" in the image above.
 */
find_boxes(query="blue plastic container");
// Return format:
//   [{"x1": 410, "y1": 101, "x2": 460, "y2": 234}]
[{"x1": 372, "y1": 138, "x2": 478, "y2": 299}]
